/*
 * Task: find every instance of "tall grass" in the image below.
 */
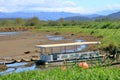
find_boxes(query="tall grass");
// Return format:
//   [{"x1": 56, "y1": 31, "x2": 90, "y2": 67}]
[{"x1": 0, "y1": 66, "x2": 120, "y2": 80}]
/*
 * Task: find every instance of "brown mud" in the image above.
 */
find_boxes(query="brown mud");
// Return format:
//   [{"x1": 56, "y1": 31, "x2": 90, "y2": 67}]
[{"x1": 0, "y1": 31, "x2": 100, "y2": 62}]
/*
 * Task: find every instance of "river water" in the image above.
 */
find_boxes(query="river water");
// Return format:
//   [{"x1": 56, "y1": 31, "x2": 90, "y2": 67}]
[
  {"x1": 0, "y1": 33, "x2": 86, "y2": 75},
  {"x1": 0, "y1": 32, "x2": 21, "y2": 36},
  {"x1": 0, "y1": 62, "x2": 36, "y2": 75}
]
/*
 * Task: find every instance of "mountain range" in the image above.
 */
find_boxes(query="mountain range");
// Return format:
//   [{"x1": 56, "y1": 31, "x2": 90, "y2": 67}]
[
  {"x1": 0, "y1": 12, "x2": 81, "y2": 20},
  {"x1": 107, "y1": 11, "x2": 120, "y2": 19},
  {"x1": 0, "y1": 10, "x2": 120, "y2": 21}
]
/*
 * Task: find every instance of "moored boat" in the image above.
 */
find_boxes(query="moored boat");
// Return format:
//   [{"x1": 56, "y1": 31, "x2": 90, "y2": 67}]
[{"x1": 35, "y1": 41, "x2": 101, "y2": 65}]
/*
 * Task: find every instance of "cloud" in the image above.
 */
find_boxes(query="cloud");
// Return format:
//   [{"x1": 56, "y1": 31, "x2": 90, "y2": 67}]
[
  {"x1": 0, "y1": 0, "x2": 120, "y2": 14},
  {"x1": 104, "y1": 4, "x2": 120, "y2": 10},
  {"x1": 0, "y1": 0, "x2": 77, "y2": 12},
  {"x1": 0, "y1": 0, "x2": 92, "y2": 14},
  {"x1": 25, "y1": 6, "x2": 96, "y2": 14}
]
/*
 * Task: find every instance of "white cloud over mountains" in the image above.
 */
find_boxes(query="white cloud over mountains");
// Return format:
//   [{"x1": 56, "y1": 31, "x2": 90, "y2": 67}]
[
  {"x1": 0, "y1": 0, "x2": 120, "y2": 14},
  {"x1": 0, "y1": 0, "x2": 77, "y2": 12}
]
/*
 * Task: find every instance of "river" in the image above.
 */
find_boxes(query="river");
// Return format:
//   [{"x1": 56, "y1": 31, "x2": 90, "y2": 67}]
[{"x1": 0, "y1": 32, "x2": 21, "y2": 36}]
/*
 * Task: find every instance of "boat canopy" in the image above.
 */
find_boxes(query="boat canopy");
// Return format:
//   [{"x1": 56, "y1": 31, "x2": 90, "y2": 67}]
[{"x1": 35, "y1": 41, "x2": 101, "y2": 48}]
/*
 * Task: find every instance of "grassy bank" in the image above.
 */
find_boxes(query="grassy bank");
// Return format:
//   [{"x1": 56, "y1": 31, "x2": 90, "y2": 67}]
[
  {"x1": 34, "y1": 26, "x2": 120, "y2": 48},
  {"x1": 0, "y1": 26, "x2": 120, "y2": 80},
  {"x1": 0, "y1": 65, "x2": 120, "y2": 80}
]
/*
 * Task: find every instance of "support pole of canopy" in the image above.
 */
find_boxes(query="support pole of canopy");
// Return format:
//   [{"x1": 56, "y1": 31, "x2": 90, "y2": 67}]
[
  {"x1": 40, "y1": 48, "x2": 43, "y2": 59},
  {"x1": 44, "y1": 48, "x2": 46, "y2": 54},
  {"x1": 60, "y1": 47, "x2": 62, "y2": 53},
  {"x1": 64, "y1": 46, "x2": 66, "y2": 53},
  {"x1": 76, "y1": 45, "x2": 77, "y2": 52},
  {"x1": 51, "y1": 47, "x2": 53, "y2": 54}
]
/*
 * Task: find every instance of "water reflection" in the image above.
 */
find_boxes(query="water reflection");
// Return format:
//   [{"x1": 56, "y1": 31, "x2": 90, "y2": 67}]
[
  {"x1": 0, "y1": 68, "x2": 15, "y2": 75},
  {"x1": 15, "y1": 64, "x2": 35, "y2": 73},
  {"x1": 7, "y1": 62, "x2": 27, "y2": 67},
  {"x1": 46, "y1": 35, "x2": 64, "y2": 40},
  {"x1": 46, "y1": 35, "x2": 86, "y2": 52},
  {"x1": 0, "y1": 62, "x2": 36, "y2": 75},
  {"x1": 75, "y1": 39, "x2": 86, "y2": 51},
  {"x1": 0, "y1": 32, "x2": 20, "y2": 36},
  {"x1": 61, "y1": 39, "x2": 86, "y2": 53}
]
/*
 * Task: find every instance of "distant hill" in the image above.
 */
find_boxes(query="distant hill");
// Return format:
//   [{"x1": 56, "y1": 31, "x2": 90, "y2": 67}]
[
  {"x1": 86, "y1": 14, "x2": 102, "y2": 18},
  {"x1": 0, "y1": 11, "x2": 120, "y2": 21},
  {"x1": 63, "y1": 14, "x2": 105, "y2": 21},
  {"x1": 107, "y1": 11, "x2": 120, "y2": 19},
  {"x1": 63, "y1": 11, "x2": 120, "y2": 21},
  {"x1": 64, "y1": 16, "x2": 91, "y2": 21},
  {"x1": 98, "y1": 10, "x2": 120, "y2": 15},
  {"x1": 0, "y1": 12, "x2": 81, "y2": 21},
  {"x1": 0, "y1": 17, "x2": 15, "y2": 20},
  {"x1": 0, "y1": 11, "x2": 106, "y2": 21}
]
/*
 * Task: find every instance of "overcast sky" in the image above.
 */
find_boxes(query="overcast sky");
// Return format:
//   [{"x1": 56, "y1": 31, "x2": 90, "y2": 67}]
[{"x1": 0, "y1": 0, "x2": 120, "y2": 14}]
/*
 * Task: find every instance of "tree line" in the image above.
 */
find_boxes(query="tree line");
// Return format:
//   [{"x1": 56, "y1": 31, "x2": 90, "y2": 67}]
[{"x1": 0, "y1": 17, "x2": 120, "y2": 29}]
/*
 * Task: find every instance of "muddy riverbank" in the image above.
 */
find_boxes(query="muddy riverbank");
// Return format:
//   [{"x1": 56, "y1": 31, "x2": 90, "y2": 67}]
[{"x1": 0, "y1": 31, "x2": 99, "y2": 62}]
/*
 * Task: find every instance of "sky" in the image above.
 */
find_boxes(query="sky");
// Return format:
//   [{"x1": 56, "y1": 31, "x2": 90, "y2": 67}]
[{"x1": 0, "y1": 0, "x2": 120, "y2": 14}]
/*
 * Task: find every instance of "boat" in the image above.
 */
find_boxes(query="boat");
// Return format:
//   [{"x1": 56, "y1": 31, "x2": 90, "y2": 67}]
[{"x1": 35, "y1": 41, "x2": 101, "y2": 65}]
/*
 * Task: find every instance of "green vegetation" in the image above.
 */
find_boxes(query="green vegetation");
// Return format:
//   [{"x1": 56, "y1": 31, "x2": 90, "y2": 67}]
[
  {"x1": 34, "y1": 26, "x2": 120, "y2": 49},
  {"x1": 0, "y1": 17, "x2": 120, "y2": 50},
  {"x1": 0, "y1": 17, "x2": 120, "y2": 29},
  {"x1": 0, "y1": 66, "x2": 120, "y2": 80},
  {"x1": 0, "y1": 18, "x2": 120, "y2": 80}
]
